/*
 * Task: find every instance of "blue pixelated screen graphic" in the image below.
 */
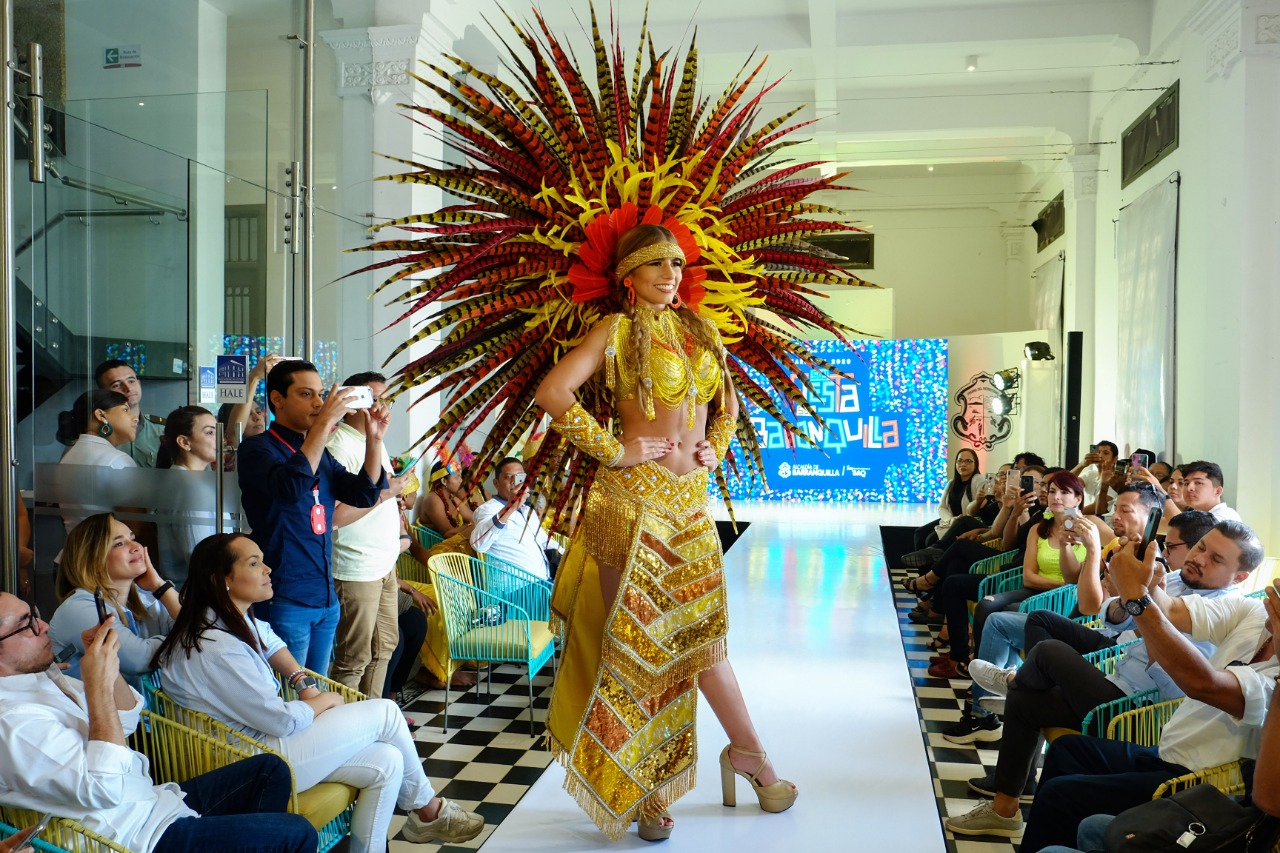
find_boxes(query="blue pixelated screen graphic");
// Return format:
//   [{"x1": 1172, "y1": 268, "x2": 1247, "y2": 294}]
[{"x1": 723, "y1": 338, "x2": 949, "y2": 503}]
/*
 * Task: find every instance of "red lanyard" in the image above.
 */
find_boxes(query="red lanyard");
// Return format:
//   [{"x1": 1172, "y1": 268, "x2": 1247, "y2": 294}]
[{"x1": 269, "y1": 429, "x2": 326, "y2": 535}]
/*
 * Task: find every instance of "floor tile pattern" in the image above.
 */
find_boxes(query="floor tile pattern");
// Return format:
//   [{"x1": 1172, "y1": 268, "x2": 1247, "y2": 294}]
[
  {"x1": 888, "y1": 565, "x2": 1029, "y2": 853},
  {"x1": 384, "y1": 662, "x2": 556, "y2": 853}
]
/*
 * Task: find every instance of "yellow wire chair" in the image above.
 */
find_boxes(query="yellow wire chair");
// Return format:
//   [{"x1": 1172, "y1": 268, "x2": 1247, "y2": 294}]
[
  {"x1": 146, "y1": 669, "x2": 369, "y2": 853},
  {"x1": 1103, "y1": 698, "x2": 1246, "y2": 799},
  {"x1": 427, "y1": 552, "x2": 556, "y2": 735},
  {"x1": 0, "y1": 710, "x2": 255, "y2": 853}
]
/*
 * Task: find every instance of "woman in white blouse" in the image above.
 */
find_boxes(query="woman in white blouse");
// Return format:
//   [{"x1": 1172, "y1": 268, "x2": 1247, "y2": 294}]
[
  {"x1": 155, "y1": 406, "x2": 220, "y2": 588},
  {"x1": 152, "y1": 533, "x2": 484, "y2": 853},
  {"x1": 56, "y1": 389, "x2": 138, "y2": 469},
  {"x1": 48, "y1": 513, "x2": 180, "y2": 687}
]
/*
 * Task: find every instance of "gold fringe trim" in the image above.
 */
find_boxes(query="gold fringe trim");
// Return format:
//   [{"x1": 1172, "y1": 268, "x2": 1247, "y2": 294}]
[
  {"x1": 549, "y1": 735, "x2": 699, "y2": 841},
  {"x1": 604, "y1": 637, "x2": 727, "y2": 697}
]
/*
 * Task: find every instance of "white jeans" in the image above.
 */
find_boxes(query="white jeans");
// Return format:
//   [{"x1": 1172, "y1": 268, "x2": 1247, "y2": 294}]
[{"x1": 266, "y1": 698, "x2": 433, "y2": 853}]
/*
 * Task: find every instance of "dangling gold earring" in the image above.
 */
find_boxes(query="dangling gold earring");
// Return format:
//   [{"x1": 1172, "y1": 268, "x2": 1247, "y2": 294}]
[{"x1": 623, "y1": 278, "x2": 636, "y2": 305}]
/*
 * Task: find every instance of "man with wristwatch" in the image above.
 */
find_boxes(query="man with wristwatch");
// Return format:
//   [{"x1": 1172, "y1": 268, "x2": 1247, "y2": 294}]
[{"x1": 1019, "y1": 524, "x2": 1276, "y2": 851}]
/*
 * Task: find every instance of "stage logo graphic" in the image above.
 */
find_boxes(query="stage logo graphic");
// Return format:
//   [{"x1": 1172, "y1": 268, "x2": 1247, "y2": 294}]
[
  {"x1": 951, "y1": 373, "x2": 1013, "y2": 450},
  {"x1": 777, "y1": 462, "x2": 792, "y2": 479}
]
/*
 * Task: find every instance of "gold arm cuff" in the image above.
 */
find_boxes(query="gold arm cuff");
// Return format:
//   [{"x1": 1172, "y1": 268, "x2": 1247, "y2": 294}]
[
  {"x1": 550, "y1": 402, "x2": 624, "y2": 467},
  {"x1": 707, "y1": 412, "x2": 736, "y2": 461}
]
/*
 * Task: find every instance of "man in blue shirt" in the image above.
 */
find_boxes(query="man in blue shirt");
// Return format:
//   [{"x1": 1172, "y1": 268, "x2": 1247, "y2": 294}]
[{"x1": 237, "y1": 360, "x2": 388, "y2": 674}]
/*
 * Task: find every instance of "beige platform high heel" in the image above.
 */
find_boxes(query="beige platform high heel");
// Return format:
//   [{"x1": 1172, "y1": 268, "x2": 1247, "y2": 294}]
[{"x1": 719, "y1": 745, "x2": 798, "y2": 813}]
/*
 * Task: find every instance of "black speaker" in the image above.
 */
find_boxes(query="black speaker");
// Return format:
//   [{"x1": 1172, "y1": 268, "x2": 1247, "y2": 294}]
[{"x1": 1064, "y1": 331, "x2": 1083, "y2": 467}]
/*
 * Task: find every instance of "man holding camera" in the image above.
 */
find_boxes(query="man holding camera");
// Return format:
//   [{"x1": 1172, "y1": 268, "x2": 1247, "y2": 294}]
[
  {"x1": 0, "y1": 592, "x2": 316, "y2": 853},
  {"x1": 325, "y1": 371, "x2": 409, "y2": 695},
  {"x1": 237, "y1": 361, "x2": 388, "y2": 675},
  {"x1": 471, "y1": 457, "x2": 555, "y2": 580}
]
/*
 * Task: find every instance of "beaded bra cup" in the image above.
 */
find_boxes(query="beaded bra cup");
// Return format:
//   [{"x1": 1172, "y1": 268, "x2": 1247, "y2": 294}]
[{"x1": 603, "y1": 309, "x2": 721, "y2": 429}]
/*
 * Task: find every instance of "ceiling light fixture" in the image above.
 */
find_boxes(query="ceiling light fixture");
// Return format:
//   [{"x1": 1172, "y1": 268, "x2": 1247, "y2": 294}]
[
  {"x1": 927, "y1": 165, "x2": 934, "y2": 172},
  {"x1": 965, "y1": 55, "x2": 978, "y2": 72}
]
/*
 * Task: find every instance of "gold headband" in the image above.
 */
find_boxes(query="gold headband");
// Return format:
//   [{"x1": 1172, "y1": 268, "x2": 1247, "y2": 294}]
[{"x1": 615, "y1": 242, "x2": 685, "y2": 282}]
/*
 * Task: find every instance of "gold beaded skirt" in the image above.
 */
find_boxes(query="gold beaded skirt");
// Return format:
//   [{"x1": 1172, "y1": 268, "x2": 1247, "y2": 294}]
[{"x1": 546, "y1": 461, "x2": 728, "y2": 838}]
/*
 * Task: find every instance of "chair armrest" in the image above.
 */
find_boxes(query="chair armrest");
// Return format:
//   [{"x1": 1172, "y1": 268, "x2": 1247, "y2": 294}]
[
  {"x1": 1105, "y1": 696, "x2": 1183, "y2": 745},
  {"x1": 0, "y1": 811, "x2": 131, "y2": 853},
  {"x1": 1152, "y1": 760, "x2": 1246, "y2": 799}
]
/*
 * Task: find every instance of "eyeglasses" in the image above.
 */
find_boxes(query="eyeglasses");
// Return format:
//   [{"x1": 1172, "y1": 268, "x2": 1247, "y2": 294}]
[
  {"x1": 0, "y1": 602, "x2": 41, "y2": 644},
  {"x1": 1164, "y1": 539, "x2": 1187, "y2": 551}
]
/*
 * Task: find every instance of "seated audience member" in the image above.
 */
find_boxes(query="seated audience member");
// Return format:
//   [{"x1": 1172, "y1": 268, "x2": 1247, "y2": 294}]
[
  {"x1": 1164, "y1": 464, "x2": 1187, "y2": 510},
  {"x1": 57, "y1": 389, "x2": 137, "y2": 470},
  {"x1": 1130, "y1": 458, "x2": 1182, "y2": 520},
  {"x1": 906, "y1": 448, "x2": 981, "y2": 558},
  {"x1": 396, "y1": 495, "x2": 476, "y2": 692},
  {"x1": 156, "y1": 406, "x2": 219, "y2": 588},
  {"x1": 955, "y1": 512, "x2": 1236, "y2": 804},
  {"x1": 905, "y1": 462, "x2": 1010, "y2": 568},
  {"x1": 1040, "y1": 639, "x2": 1280, "y2": 852},
  {"x1": 948, "y1": 521, "x2": 1266, "y2": 843},
  {"x1": 0, "y1": 591, "x2": 317, "y2": 853},
  {"x1": 470, "y1": 457, "x2": 555, "y2": 580},
  {"x1": 94, "y1": 360, "x2": 165, "y2": 468},
  {"x1": 927, "y1": 471, "x2": 1104, "y2": 681},
  {"x1": 1070, "y1": 440, "x2": 1118, "y2": 505},
  {"x1": 942, "y1": 484, "x2": 1175, "y2": 744},
  {"x1": 1179, "y1": 459, "x2": 1242, "y2": 521},
  {"x1": 15, "y1": 495, "x2": 33, "y2": 596},
  {"x1": 1013, "y1": 452, "x2": 1046, "y2": 470},
  {"x1": 48, "y1": 514, "x2": 179, "y2": 687},
  {"x1": 415, "y1": 460, "x2": 474, "y2": 539},
  {"x1": 903, "y1": 465, "x2": 1045, "y2": 599},
  {"x1": 153, "y1": 534, "x2": 484, "y2": 849}
]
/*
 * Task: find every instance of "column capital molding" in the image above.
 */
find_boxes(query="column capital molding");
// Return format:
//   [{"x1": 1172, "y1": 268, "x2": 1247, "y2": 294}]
[
  {"x1": 1057, "y1": 150, "x2": 1100, "y2": 201},
  {"x1": 321, "y1": 18, "x2": 458, "y2": 102},
  {"x1": 1187, "y1": 0, "x2": 1280, "y2": 80}
]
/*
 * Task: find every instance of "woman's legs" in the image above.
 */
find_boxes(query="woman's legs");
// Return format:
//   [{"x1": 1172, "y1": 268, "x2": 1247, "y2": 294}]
[
  {"x1": 275, "y1": 699, "x2": 440, "y2": 853},
  {"x1": 699, "y1": 659, "x2": 781, "y2": 787}
]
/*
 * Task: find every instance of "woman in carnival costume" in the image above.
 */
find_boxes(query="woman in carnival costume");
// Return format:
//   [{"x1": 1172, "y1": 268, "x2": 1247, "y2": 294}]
[{"x1": 349, "y1": 5, "x2": 874, "y2": 841}]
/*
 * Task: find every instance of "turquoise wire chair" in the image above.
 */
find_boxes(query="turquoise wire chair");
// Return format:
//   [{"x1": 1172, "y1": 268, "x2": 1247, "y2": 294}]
[
  {"x1": 428, "y1": 552, "x2": 556, "y2": 735},
  {"x1": 1018, "y1": 582, "x2": 1079, "y2": 618},
  {"x1": 1081, "y1": 687, "x2": 1160, "y2": 739},
  {"x1": 410, "y1": 522, "x2": 445, "y2": 550}
]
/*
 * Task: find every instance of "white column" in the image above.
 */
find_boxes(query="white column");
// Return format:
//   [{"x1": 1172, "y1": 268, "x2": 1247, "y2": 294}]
[
  {"x1": 1185, "y1": 0, "x2": 1280, "y2": 548},
  {"x1": 1057, "y1": 150, "x2": 1099, "y2": 448},
  {"x1": 321, "y1": 17, "x2": 458, "y2": 455}
]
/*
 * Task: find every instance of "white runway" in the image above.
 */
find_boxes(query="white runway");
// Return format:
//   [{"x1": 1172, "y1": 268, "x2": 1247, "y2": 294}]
[{"x1": 481, "y1": 501, "x2": 945, "y2": 852}]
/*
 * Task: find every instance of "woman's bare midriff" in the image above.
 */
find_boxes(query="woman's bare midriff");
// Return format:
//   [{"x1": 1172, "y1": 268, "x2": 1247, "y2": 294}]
[{"x1": 616, "y1": 398, "x2": 709, "y2": 476}]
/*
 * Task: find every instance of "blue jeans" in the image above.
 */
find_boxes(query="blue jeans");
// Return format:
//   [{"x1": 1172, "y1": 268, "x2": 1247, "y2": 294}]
[
  {"x1": 255, "y1": 598, "x2": 342, "y2": 676},
  {"x1": 153, "y1": 754, "x2": 317, "y2": 853},
  {"x1": 972, "y1": 610, "x2": 1028, "y2": 714},
  {"x1": 1022, "y1": 735, "x2": 1187, "y2": 851}
]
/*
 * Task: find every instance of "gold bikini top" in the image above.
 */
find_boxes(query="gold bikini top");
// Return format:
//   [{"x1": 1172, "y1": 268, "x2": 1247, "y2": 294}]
[{"x1": 602, "y1": 309, "x2": 723, "y2": 429}]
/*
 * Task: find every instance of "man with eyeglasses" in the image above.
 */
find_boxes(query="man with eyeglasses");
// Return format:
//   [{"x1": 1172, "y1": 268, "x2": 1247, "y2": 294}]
[
  {"x1": 948, "y1": 517, "x2": 1263, "y2": 839},
  {"x1": 471, "y1": 457, "x2": 557, "y2": 580},
  {"x1": 1178, "y1": 460, "x2": 1242, "y2": 521},
  {"x1": 0, "y1": 592, "x2": 317, "y2": 853}
]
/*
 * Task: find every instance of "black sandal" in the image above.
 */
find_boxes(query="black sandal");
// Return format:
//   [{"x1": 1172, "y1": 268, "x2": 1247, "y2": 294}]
[
  {"x1": 902, "y1": 575, "x2": 934, "y2": 595},
  {"x1": 926, "y1": 636, "x2": 949, "y2": 652}
]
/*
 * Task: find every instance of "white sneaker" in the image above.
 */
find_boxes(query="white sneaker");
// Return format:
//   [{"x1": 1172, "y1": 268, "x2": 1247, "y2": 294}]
[
  {"x1": 945, "y1": 799, "x2": 1024, "y2": 838},
  {"x1": 978, "y1": 695, "x2": 1007, "y2": 715},
  {"x1": 402, "y1": 798, "x2": 484, "y2": 844},
  {"x1": 968, "y1": 659, "x2": 1016, "y2": 698}
]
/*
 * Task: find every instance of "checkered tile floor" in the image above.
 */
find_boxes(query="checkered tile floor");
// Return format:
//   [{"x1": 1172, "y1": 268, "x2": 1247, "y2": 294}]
[
  {"x1": 380, "y1": 661, "x2": 557, "y2": 852},
  {"x1": 889, "y1": 566, "x2": 1030, "y2": 853}
]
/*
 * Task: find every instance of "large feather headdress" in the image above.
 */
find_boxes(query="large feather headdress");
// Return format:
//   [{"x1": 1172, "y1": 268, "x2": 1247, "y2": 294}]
[{"x1": 349, "y1": 4, "x2": 874, "y2": 531}]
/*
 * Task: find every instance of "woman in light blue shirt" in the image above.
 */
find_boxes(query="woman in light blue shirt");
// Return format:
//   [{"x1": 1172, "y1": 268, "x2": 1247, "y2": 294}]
[
  {"x1": 152, "y1": 533, "x2": 485, "y2": 853},
  {"x1": 49, "y1": 513, "x2": 180, "y2": 687}
]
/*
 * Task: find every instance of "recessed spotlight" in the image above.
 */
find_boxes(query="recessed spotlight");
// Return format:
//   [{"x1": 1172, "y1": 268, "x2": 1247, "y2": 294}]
[
  {"x1": 927, "y1": 166, "x2": 934, "y2": 172},
  {"x1": 965, "y1": 55, "x2": 978, "y2": 72},
  {"x1": 138, "y1": 101, "x2": 145, "y2": 106}
]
